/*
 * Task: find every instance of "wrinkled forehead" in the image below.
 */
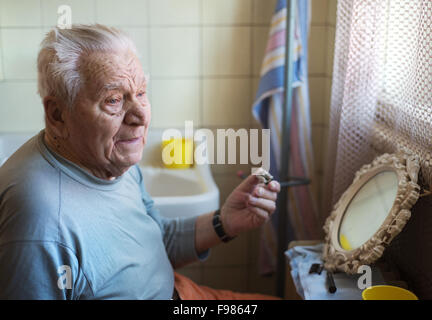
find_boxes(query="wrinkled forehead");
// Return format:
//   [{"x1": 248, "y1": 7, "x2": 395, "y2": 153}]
[{"x1": 79, "y1": 51, "x2": 146, "y2": 95}]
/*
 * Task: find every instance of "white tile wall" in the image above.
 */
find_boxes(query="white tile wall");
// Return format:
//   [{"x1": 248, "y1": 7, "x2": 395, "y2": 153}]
[
  {"x1": 326, "y1": 26, "x2": 336, "y2": 76},
  {"x1": 328, "y1": 0, "x2": 337, "y2": 26},
  {"x1": 311, "y1": 0, "x2": 328, "y2": 25},
  {"x1": 0, "y1": 0, "x2": 41, "y2": 27},
  {"x1": 252, "y1": 0, "x2": 277, "y2": 25},
  {"x1": 252, "y1": 26, "x2": 269, "y2": 76},
  {"x1": 150, "y1": 27, "x2": 200, "y2": 77},
  {"x1": 0, "y1": 82, "x2": 44, "y2": 132},
  {"x1": 311, "y1": 125, "x2": 325, "y2": 174},
  {"x1": 149, "y1": 0, "x2": 200, "y2": 26},
  {"x1": 95, "y1": 0, "x2": 148, "y2": 26},
  {"x1": 203, "y1": 27, "x2": 251, "y2": 76},
  {"x1": 0, "y1": 43, "x2": 3, "y2": 81},
  {"x1": 203, "y1": 78, "x2": 251, "y2": 127},
  {"x1": 324, "y1": 77, "x2": 332, "y2": 123},
  {"x1": 1, "y1": 28, "x2": 43, "y2": 80},
  {"x1": 202, "y1": 0, "x2": 253, "y2": 25},
  {"x1": 150, "y1": 79, "x2": 200, "y2": 128},
  {"x1": 308, "y1": 26, "x2": 327, "y2": 75},
  {"x1": 309, "y1": 76, "x2": 326, "y2": 125}
]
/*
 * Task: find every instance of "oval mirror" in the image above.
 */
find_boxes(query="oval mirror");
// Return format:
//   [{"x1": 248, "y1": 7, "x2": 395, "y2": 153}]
[
  {"x1": 338, "y1": 170, "x2": 399, "y2": 251},
  {"x1": 323, "y1": 153, "x2": 421, "y2": 274}
]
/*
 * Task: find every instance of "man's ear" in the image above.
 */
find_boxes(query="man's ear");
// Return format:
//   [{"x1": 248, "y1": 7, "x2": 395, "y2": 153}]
[{"x1": 43, "y1": 96, "x2": 68, "y2": 138}]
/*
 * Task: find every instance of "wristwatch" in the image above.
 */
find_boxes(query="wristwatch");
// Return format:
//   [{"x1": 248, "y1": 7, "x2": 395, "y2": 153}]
[{"x1": 212, "y1": 209, "x2": 236, "y2": 243}]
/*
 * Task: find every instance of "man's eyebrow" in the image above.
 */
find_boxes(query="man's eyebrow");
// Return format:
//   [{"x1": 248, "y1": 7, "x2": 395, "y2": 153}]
[
  {"x1": 101, "y1": 82, "x2": 126, "y2": 91},
  {"x1": 100, "y1": 75, "x2": 149, "y2": 93}
]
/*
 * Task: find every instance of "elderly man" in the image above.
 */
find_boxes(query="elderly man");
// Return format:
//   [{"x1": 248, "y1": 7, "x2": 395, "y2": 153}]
[{"x1": 0, "y1": 25, "x2": 280, "y2": 300}]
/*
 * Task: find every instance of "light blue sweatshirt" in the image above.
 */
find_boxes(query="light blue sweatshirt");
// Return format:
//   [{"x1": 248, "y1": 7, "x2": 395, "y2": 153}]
[{"x1": 0, "y1": 131, "x2": 207, "y2": 299}]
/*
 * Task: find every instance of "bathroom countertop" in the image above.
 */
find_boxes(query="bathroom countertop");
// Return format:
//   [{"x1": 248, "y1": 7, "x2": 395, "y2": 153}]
[{"x1": 285, "y1": 243, "x2": 387, "y2": 300}]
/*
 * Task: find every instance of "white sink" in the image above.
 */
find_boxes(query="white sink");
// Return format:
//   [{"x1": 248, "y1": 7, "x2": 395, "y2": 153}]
[
  {"x1": 139, "y1": 128, "x2": 219, "y2": 218},
  {"x1": 0, "y1": 130, "x2": 220, "y2": 219}
]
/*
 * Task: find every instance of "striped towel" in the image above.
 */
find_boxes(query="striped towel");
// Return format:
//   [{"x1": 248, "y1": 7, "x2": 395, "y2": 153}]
[{"x1": 252, "y1": 0, "x2": 321, "y2": 275}]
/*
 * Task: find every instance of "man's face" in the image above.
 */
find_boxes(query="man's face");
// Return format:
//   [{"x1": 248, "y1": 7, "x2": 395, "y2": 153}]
[{"x1": 64, "y1": 51, "x2": 150, "y2": 177}]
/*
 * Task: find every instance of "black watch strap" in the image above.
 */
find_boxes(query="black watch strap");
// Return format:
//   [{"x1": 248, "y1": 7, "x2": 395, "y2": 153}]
[{"x1": 212, "y1": 209, "x2": 235, "y2": 243}]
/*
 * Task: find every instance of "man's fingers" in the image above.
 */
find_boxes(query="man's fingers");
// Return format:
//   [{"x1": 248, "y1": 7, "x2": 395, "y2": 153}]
[
  {"x1": 236, "y1": 174, "x2": 260, "y2": 193},
  {"x1": 253, "y1": 186, "x2": 277, "y2": 201},
  {"x1": 248, "y1": 196, "x2": 276, "y2": 213},
  {"x1": 268, "y1": 180, "x2": 281, "y2": 192},
  {"x1": 248, "y1": 206, "x2": 269, "y2": 220},
  {"x1": 236, "y1": 173, "x2": 281, "y2": 195}
]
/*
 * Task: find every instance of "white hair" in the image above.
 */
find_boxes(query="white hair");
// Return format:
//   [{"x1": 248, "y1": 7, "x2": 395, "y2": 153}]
[{"x1": 37, "y1": 24, "x2": 138, "y2": 108}]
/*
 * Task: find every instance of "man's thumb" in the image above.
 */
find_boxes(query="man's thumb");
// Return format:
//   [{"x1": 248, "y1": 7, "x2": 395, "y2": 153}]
[{"x1": 236, "y1": 174, "x2": 259, "y2": 193}]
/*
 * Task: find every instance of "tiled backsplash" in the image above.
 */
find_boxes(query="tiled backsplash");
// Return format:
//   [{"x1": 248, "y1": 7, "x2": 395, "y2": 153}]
[
  {"x1": 0, "y1": 0, "x2": 337, "y2": 295},
  {"x1": 0, "y1": 0, "x2": 279, "y2": 132}
]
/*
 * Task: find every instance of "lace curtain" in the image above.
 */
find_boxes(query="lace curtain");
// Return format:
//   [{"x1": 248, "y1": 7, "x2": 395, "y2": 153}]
[{"x1": 322, "y1": 0, "x2": 432, "y2": 217}]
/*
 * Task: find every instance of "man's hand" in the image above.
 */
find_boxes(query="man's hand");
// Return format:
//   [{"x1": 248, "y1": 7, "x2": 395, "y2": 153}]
[
  {"x1": 220, "y1": 174, "x2": 281, "y2": 237},
  {"x1": 194, "y1": 174, "x2": 280, "y2": 254}
]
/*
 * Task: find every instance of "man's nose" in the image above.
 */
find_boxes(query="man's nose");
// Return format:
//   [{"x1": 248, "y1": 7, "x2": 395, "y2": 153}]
[{"x1": 123, "y1": 99, "x2": 149, "y2": 126}]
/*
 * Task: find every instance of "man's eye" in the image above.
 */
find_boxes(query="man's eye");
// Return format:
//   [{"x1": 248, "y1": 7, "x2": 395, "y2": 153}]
[
  {"x1": 106, "y1": 97, "x2": 122, "y2": 105},
  {"x1": 137, "y1": 91, "x2": 146, "y2": 98}
]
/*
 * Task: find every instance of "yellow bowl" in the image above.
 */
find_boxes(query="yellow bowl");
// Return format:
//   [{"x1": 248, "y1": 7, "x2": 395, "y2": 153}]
[
  {"x1": 362, "y1": 285, "x2": 418, "y2": 300},
  {"x1": 161, "y1": 138, "x2": 193, "y2": 169}
]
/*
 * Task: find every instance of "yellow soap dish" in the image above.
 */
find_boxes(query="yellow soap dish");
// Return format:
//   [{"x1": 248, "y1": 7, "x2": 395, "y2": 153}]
[{"x1": 161, "y1": 138, "x2": 194, "y2": 169}]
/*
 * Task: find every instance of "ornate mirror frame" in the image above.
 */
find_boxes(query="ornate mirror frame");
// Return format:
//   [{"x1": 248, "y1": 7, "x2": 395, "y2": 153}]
[{"x1": 323, "y1": 153, "x2": 421, "y2": 274}]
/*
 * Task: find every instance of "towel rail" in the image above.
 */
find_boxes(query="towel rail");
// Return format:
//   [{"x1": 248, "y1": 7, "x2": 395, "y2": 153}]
[{"x1": 275, "y1": 0, "x2": 311, "y2": 298}]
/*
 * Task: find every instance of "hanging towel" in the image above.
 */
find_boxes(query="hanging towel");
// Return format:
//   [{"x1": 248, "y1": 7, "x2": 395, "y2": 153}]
[{"x1": 252, "y1": 0, "x2": 321, "y2": 275}]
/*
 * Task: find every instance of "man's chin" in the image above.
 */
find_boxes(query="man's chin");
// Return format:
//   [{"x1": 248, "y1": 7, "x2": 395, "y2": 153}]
[{"x1": 116, "y1": 151, "x2": 144, "y2": 168}]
